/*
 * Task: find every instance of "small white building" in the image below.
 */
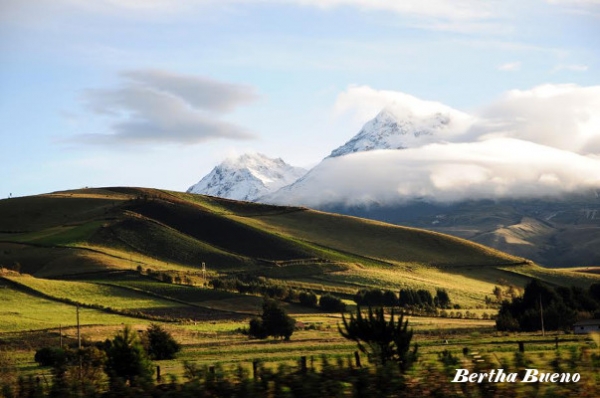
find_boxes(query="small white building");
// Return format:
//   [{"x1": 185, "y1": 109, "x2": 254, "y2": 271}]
[{"x1": 572, "y1": 319, "x2": 600, "y2": 334}]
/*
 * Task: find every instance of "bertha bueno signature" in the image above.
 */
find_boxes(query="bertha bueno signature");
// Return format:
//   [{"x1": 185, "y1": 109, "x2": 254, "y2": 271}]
[{"x1": 452, "y1": 369, "x2": 581, "y2": 383}]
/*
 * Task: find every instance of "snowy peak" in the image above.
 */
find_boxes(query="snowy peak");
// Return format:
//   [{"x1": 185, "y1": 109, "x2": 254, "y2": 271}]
[
  {"x1": 187, "y1": 153, "x2": 307, "y2": 202},
  {"x1": 329, "y1": 103, "x2": 473, "y2": 158}
]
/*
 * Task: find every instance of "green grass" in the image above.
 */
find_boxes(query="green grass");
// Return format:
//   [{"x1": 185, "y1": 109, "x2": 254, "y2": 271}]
[
  {"x1": 3, "y1": 274, "x2": 188, "y2": 312},
  {"x1": 106, "y1": 279, "x2": 241, "y2": 304},
  {"x1": 501, "y1": 264, "x2": 600, "y2": 288},
  {"x1": 10, "y1": 221, "x2": 104, "y2": 246},
  {"x1": 2, "y1": 186, "x2": 599, "y2": 325},
  {"x1": 238, "y1": 208, "x2": 526, "y2": 267},
  {"x1": 0, "y1": 286, "x2": 142, "y2": 332}
]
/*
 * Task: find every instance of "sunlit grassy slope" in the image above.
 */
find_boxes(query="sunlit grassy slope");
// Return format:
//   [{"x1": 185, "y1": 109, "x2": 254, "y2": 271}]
[
  {"x1": 1, "y1": 186, "x2": 598, "y2": 325},
  {"x1": 0, "y1": 283, "x2": 143, "y2": 332}
]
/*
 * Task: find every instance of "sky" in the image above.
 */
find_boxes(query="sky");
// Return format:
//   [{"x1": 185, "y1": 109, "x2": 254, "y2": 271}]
[{"x1": 1, "y1": 0, "x2": 599, "y2": 198}]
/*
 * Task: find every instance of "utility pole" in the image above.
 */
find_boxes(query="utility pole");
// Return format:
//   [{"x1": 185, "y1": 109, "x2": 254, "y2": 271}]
[
  {"x1": 59, "y1": 324, "x2": 63, "y2": 348},
  {"x1": 539, "y1": 295, "x2": 545, "y2": 337},
  {"x1": 76, "y1": 305, "x2": 81, "y2": 349}
]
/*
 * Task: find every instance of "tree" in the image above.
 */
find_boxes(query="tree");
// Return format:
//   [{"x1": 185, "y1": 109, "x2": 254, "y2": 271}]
[
  {"x1": 261, "y1": 299, "x2": 296, "y2": 340},
  {"x1": 319, "y1": 294, "x2": 347, "y2": 312},
  {"x1": 493, "y1": 286, "x2": 503, "y2": 302},
  {"x1": 34, "y1": 347, "x2": 68, "y2": 367},
  {"x1": 145, "y1": 324, "x2": 181, "y2": 360},
  {"x1": 105, "y1": 326, "x2": 153, "y2": 387},
  {"x1": 248, "y1": 317, "x2": 268, "y2": 339},
  {"x1": 299, "y1": 291, "x2": 317, "y2": 307},
  {"x1": 339, "y1": 306, "x2": 418, "y2": 371},
  {"x1": 383, "y1": 290, "x2": 399, "y2": 307},
  {"x1": 249, "y1": 299, "x2": 296, "y2": 340},
  {"x1": 496, "y1": 280, "x2": 585, "y2": 332},
  {"x1": 434, "y1": 288, "x2": 451, "y2": 308}
]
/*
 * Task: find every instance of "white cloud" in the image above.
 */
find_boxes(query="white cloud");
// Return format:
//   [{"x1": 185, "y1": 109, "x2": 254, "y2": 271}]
[
  {"x1": 547, "y1": 0, "x2": 600, "y2": 6},
  {"x1": 268, "y1": 138, "x2": 600, "y2": 206},
  {"x1": 552, "y1": 64, "x2": 589, "y2": 72},
  {"x1": 498, "y1": 61, "x2": 521, "y2": 71},
  {"x1": 546, "y1": 0, "x2": 600, "y2": 16},
  {"x1": 333, "y1": 84, "x2": 473, "y2": 125},
  {"x1": 2, "y1": 0, "x2": 512, "y2": 33},
  {"x1": 479, "y1": 84, "x2": 600, "y2": 154},
  {"x1": 290, "y1": 0, "x2": 496, "y2": 20},
  {"x1": 74, "y1": 69, "x2": 258, "y2": 145},
  {"x1": 32, "y1": 0, "x2": 499, "y2": 20}
]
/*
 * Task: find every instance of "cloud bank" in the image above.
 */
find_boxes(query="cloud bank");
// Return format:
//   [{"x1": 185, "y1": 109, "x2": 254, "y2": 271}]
[
  {"x1": 267, "y1": 84, "x2": 600, "y2": 206},
  {"x1": 75, "y1": 69, "x2": 258, "y2": 145},
  {"x1": 270, "y1": 138, "x2": 600, "y2": 206}
]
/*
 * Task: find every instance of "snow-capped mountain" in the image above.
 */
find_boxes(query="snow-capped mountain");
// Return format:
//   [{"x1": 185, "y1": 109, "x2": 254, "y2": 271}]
[
  {"x1": 187, "y1": 153, "x2": 306, "y2": 202},
  {"x1": 329, "y1": 103, "x2": 473, "y2": 157}
]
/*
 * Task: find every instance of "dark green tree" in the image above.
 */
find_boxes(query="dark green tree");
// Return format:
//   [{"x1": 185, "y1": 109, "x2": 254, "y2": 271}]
[
  {"x1": 383, "y1": 290, "x2": 399, "y2": 307},
  {"x1": 319, "y1": 294, "x2": 347, "y2": 312},
  {"x1": 339, "y1": 306, "x2": 418, "y2": 371},
  {"x1": 145, "y1": 324, "x2": 181, "y2": 360},
  {"x1": 434, "y1": 288, "x2": 451, "y2": 308},
  {"x1": 299, "y1": 291, "x2": 317, "y2": 307},
  {"x1": 248, "y1": 317, "x2": 268, "y2": 339},
  {"x1": 105, "y1": 326, "x2": 153, "y2": 387},
  {"x1": 261, "y1": 299, "x2": 296, "y2": 340}
]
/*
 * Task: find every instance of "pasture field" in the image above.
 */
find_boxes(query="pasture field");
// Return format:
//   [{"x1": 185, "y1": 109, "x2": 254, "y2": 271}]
[
  {"x1": 3, "y1": 274, "x2": 185, "y2": 311},
  {"x1": 5, "y1": 308, "x2": 597, "y2": 387},
  {"x1": 0, "y1": 285, "x2": 142, "y2": 332},
  {"x1": 1, "y1": 274, "x2": 598, "y2": 396}
]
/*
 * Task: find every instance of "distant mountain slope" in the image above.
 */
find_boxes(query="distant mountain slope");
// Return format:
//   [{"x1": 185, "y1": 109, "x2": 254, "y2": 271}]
[
  {"x1": 321, "y1": 192, "x2": 600, "y2": 267},
  {"x1": 187, "y1": 153, "x2": 306, "y2": 201}
]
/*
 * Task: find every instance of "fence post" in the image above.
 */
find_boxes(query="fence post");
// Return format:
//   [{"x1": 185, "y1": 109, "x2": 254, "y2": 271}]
[
  {"x1": 252, "y1": 360, "x2": 258, "y2": 380},
  {"x1": 518, "y1": 341, "x2": 524, "y2": 352},
  {"x1": 354, "y1": 351, "x2": 362, "y2": 368},
  {"x1": 156, "y1": 366, "x2": 161, "y2": 382},
  {"x1": 555, "y1": 336, "x2": 559, "y2": 349},
  {"x1": 300, "y1": 356, "x2": 307, "y2": 374}
]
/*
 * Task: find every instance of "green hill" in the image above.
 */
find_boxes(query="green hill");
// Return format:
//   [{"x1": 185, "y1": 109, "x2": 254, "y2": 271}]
[{"x1": 1, "y1": 187, "x2": 599, "y2": 331}]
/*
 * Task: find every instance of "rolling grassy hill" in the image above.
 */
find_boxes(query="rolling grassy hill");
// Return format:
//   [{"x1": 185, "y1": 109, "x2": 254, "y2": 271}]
[{"x1": 1, "y1": 187, "x2": 599, "y2": 331}]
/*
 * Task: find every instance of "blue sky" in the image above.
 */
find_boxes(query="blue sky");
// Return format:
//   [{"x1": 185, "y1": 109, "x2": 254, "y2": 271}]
[{"x1": 1, "y1": 0, "x2": 599, "y2": 197}]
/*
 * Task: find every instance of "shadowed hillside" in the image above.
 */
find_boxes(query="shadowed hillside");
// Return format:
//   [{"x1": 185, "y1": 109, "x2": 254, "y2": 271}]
[{"x1": 1, "y1": 187, "x2": 599, "y2": 317}]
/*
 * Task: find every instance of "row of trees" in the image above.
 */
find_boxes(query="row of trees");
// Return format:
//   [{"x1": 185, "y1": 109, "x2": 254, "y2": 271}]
[
  {"x1": 354, "y1": 288, "x2": 452, "y2": 309},
  {"x1": 496, "y1": 280, "x2": 600, "y2": 331},
  {"x1": 211, "y1": 276, "x2": 348, "y2": 313}
]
